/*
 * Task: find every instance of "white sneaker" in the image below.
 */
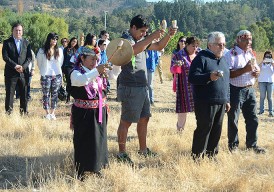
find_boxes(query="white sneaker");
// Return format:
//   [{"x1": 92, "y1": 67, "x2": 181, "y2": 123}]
[
  {"x1": 51, "y1": 114, "x2": 56, "y2": 120},
  {"x1": 45, "y1": 114, "x2": 52, "y2": 120}
]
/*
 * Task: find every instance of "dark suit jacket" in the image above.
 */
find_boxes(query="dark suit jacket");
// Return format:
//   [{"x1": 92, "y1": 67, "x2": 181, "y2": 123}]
[{"x1": 2, "y1": 36, "x2": 32, "y2": 78}]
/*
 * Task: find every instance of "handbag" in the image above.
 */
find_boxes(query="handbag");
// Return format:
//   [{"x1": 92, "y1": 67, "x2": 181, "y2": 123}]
[{"x1": 58, "y1": 85, "x2": 67, "y2": 101}]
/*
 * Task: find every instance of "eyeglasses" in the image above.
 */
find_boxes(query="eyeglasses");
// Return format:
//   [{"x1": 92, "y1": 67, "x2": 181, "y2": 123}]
[
  {"x1": 62, "y1": 40, "x2": 67, "y2": 43},
  {"x1": 213, "y1": 43, "x2": 226, "y2": 47},
  {"x1": 265, "y1": 55, "x2": 272, "y2": 58},
  {"x1": 52, "y1": 38, "x2": 58, "y2": 41},
  {"x1": 180, "y1": 39, "x2": 186, "y2": 43}
]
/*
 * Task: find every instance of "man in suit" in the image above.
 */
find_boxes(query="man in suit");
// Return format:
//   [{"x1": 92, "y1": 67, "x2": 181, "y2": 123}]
[{"x1": 2, "y1": 23, "x2": 32, "y2": 115}]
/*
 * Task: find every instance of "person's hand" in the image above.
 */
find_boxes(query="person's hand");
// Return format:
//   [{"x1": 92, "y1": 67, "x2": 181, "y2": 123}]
[
  {"x1": 251, "y1": 69, "x2": 260, "y2": 77},
  {"x1": 243, "y1": 60, "x2": 254, "y2": 72},
  {"x1": 168, "y1": 27, "x2": 177, "y2": 37},
  {"x1": 15, "y1": 65, "x2": 23, "y2": 73},
  {"x1": 225, "y1": 103, "x2": 231, "y2": 113},
  {"x1": 31, "y1": 70, "x2": 35, "y2": 76},
  {"x1": 150, "y1": 29, "x2": 165, "y2": 40},
  {"x1": 96, "y1": 64, "x2": 107, "y2": 76},
  {"x1": 210, "y1": 71, "x2": 221, "y2": 81}
]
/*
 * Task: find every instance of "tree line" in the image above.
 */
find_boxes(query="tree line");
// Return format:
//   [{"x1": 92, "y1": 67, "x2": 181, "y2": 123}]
[{"x1": 0, "y1": 0, "x2": 274, "y2": 53}]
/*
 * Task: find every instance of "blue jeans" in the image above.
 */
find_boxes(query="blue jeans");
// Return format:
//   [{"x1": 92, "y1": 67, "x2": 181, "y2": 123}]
[
  {"x1": 227, "y1": 85, "x2": 258, "y2": 149},
  {"x1": 258, "y1": 82, "x2": 273, "y2": 114},
  {"x1": 147, "y1": 71, "x2": 154, "y2": 104}
]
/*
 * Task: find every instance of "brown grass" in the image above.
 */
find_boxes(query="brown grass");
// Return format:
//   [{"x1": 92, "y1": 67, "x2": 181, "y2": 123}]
[{"x1": 0, "y1": 45, "x2": 273, "y2": 191}]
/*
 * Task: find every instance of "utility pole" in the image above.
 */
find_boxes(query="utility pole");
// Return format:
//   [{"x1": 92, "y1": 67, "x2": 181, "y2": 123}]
[
  {"x1": 18, "y1": 0, "x2": 24, "y2": 15},
  {"x1": 104, "y1": 11, "x2": 108, "y2": 30}
]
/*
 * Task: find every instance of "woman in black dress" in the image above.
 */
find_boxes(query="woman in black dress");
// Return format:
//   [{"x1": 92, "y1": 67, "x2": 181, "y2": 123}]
[{"x1": 70, "y1": 45, "x2": 108, "y2": 178}]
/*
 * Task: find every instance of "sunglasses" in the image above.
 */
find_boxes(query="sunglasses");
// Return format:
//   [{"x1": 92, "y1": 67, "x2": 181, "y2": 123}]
[
  {"x1": 213, "y1": 43, "x2": 226, "y2": 47},
  {"x1": 180, "y1": 39, "x2": 186, "y2": 43},
  {"x1": 62, "y1": 40, "x2": 67, "y2": 43}
]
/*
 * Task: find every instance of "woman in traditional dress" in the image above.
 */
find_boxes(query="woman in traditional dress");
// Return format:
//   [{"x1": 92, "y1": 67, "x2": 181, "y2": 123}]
[
  {"x1": 172, "y1": 36, "x2": 186, "y2": 57},
  {"x1": 70, "y1": 45, "x2": 108, "y2": 179},
  {"x1": 170, "y1": 37, "x2": 200, "y2": 132}
]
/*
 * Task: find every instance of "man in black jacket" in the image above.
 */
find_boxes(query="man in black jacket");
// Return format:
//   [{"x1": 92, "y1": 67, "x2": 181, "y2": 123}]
[
  {"x1": 2, "y1": 23, "x2": 32, "y2": 115},
  {"x1": 188, "y1": 31, "x2": 230, "y2": 159}
]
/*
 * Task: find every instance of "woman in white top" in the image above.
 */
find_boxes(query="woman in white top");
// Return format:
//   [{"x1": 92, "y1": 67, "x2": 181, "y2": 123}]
[
  {"x1": 37, "y1": 32, "x2": 64, "y2": 120},
  {"x1": 258, "y1": 51, "x2": 274, "y2": 117}
]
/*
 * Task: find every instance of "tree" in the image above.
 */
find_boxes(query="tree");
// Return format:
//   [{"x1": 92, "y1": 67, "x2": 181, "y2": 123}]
[{"x1": 248, "y1": 24, "x2": 270, "y2": 51}]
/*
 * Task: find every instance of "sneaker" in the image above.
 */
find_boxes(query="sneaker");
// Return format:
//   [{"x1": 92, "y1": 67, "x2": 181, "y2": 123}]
[
  {"x1": 247, "y1": 146, "x2": 266, "y2": 154},
  {"x1": 117, "y1": 152, "x2": 134, "y2": 165},
  {"x1": 45, "y1": 114, "x2": 52, "y2": 120},
  {"x1": 258, "y1": 111, "x2": 264, "y2": 115},
  {"x1": 138, "y1": 148, "x2": 158, "y2": 158},
  {"x1": 269, "y1": 113, "x2": 274, "y2": 117},
  {"x1": 51, "y1": 114, "x2": 56, "y2": 120}
]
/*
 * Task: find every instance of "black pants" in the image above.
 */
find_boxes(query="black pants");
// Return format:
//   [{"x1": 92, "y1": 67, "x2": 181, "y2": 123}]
[
  {"x1": 227, "y1": 85, "x2": 258, "y2": 149},
  {"x1": 63, "y1": 66, "x2": 73, "y2": 102},
  {"x1": 192, "y1": 102, "x2": 226, "y2": 157},
  {"x1": 5, "y1": 76, "x2": 28, "y2": 113}
]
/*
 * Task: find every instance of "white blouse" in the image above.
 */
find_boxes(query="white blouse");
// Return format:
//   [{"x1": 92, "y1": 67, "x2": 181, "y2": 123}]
[
  {"x1": 37, "y1": 48, "x2": 64, "y2": 76},
  {"x1": 258, "y1": 62, "x2": 274, "y2": 83},
  {"x1": 70, "y1": 65, "x2": 99, "y2": 87}
]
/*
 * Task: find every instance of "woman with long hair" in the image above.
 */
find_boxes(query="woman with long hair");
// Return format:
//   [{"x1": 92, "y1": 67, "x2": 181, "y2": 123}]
[
  {"x1": 170, "y1": 36, "x2": 200, "y2": 132},
  {"x1": 62, "y1": 37, "x2": 79, "y2": 103},
  {"x1": 172, "y1": 36, "x2": 186, "y2": 57},
  {"x1": 70, "y1": 33, "x2": 98, "y2": 64},
  {"x1": 37, "y1": 32, "x2": 64, "y2": 120}
]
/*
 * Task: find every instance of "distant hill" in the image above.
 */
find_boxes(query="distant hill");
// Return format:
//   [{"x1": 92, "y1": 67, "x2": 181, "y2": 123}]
[{"x1": 0, "y1": 0, "x2": 149, "y2": 17}]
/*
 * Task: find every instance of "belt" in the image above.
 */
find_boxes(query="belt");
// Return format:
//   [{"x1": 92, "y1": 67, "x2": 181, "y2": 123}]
[
  {"x1": 230, "y1": 84, "x2": 253, "y2": 89},
  {"x1": 242, "y1": 85, "x2": 253, "y2": 88},
  {"x1": 73, "y1": 98, "x2": 107, "y2": 109}
]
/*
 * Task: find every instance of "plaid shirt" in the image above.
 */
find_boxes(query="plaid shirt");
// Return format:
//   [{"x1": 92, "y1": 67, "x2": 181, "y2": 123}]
[{"x1": 224, "y1": 46, "x2": 258, "y2": 87}]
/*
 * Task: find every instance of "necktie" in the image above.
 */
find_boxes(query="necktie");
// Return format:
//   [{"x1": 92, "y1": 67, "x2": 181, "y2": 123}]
[{"x1": 16, "y1": 39, "x2": 21, "y2": 54}]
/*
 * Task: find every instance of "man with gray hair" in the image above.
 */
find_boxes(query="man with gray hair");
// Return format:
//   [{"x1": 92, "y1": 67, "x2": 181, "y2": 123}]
[
  {"x1": 189, "y1": 31, "x2": 230, "y2": 159},
  {"x1": 224, "y1": 30, "x2": 266, "y2": 154}
]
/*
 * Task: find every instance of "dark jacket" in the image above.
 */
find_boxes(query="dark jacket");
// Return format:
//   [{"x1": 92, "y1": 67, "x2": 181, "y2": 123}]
[
  {"x1": 2, "y1": 36, "x2": 32, "y2": 78},
  {"x1": 188, "y1": 49, "x2": 230, "y2": 104}
]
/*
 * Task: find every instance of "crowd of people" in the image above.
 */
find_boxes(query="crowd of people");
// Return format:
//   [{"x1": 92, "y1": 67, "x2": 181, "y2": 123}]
[{"x1": 2, "y1": 14, "x2": 274, "y2": 179}]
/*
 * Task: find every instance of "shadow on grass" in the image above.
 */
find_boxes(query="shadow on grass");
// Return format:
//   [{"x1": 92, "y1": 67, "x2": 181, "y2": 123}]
[{"x1": 0, "y1": 152, "x2": 74, "y2": 189}]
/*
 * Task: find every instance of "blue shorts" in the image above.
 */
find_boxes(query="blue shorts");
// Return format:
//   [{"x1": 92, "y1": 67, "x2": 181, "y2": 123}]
[{"x1": 117, "y1": 85, "x2": 151, "y2": 123}]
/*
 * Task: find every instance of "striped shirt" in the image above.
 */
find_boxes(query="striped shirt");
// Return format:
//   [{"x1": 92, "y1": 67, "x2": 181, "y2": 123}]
[{"x1": 224, "y1": 46, "x2": 259, "y2": 87}]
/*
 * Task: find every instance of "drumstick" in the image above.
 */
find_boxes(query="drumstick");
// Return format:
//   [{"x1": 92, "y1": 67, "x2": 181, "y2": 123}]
[{"x1": 101, "y1": 40, "x2": 124, "y2": 78}]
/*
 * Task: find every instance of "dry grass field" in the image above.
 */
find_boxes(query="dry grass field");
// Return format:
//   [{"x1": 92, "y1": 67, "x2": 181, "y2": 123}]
[{"x1": 0, "y1": 44, "x2": 274, "y2": 191}]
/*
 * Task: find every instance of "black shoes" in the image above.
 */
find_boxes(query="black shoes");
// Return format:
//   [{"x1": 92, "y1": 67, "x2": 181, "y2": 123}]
[
  {"x1": 229, "y1": 145, "x2": 266, "y2": 154},
  {"x1": 228, "y1": 145, "x2": 238, "y2": 153},
  {"x1": 138, "y1": 148, "x2": 158, "y2": 158},
  {"x1": 247, "y1": 146, "x2": 266, "y2": 154}
]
